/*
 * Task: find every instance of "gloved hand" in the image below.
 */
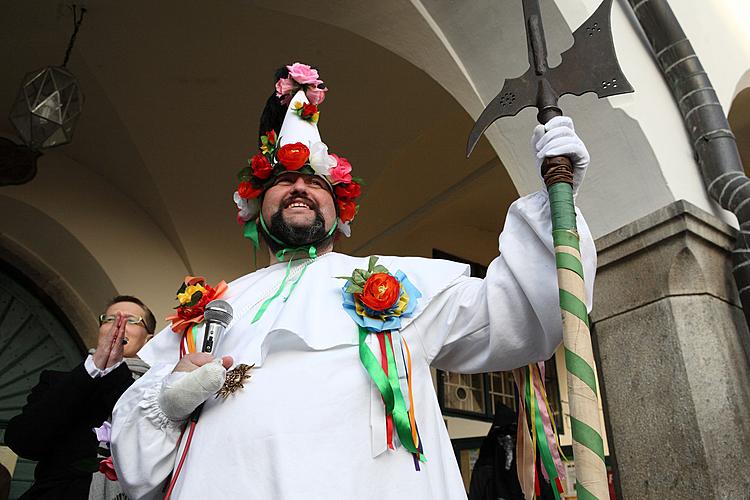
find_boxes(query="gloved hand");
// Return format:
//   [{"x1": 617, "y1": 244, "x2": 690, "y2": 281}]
[
  {"x1": 158, "y1": 353, "x2": 232, "y2": 421},
  {"x1": 531, "y1": 116, "x2": 590, "y2": 195}
]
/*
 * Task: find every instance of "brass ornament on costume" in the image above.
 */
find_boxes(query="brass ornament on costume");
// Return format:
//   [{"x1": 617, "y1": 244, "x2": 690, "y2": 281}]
[{"x1": 216, "y1": 363, "x2": 255, "y2": 399}]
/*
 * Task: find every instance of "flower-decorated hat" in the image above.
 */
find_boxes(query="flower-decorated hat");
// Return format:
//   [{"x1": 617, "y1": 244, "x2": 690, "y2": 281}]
[{"x1": 234, "y1": 63, "x2": 362, "y2": 250}]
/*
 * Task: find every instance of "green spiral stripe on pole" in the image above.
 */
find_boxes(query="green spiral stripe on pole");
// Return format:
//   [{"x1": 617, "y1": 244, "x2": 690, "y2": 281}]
[
  {"x1": 569, "y1": 416, "x2": 606, "y2": 460},
  {"x1": 547, "y1": 180, "x2": 608, "y2": 498},
  {"x1": 564, "y1": 348, "x2": 598, "y2": 394},
  {"x1": 556, "y1": 252, "x2": 585, "y2": 279}
]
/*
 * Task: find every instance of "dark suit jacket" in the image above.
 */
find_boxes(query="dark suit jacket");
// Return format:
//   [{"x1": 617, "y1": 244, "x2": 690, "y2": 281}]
[{"x1": 5, "y1": 362, "x2": 134, "y2": 500}]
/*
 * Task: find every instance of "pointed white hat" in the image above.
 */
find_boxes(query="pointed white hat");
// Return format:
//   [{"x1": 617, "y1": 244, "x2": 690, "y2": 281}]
[{"x1": 278, "y1": 90, "x2": 321, "y2": 148}]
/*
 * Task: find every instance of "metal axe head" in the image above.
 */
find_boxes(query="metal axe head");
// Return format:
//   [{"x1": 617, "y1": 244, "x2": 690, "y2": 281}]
[{"x1": 466, "y1": 0, "x2": 634, "y2": 158}]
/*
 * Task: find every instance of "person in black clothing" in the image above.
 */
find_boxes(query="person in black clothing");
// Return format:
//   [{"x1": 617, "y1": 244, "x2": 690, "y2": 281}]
[
  {"x1": 468, "y1": 404, "x2": 525, "y2": 500},
  {"x1": 6, "y1": 296, "x2": 155, "y2": 500}
]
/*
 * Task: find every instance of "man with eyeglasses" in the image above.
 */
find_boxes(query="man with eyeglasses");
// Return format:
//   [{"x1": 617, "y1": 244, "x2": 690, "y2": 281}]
[{"x1": 6, "y1": 296, "x2": 156, "y2": 500}]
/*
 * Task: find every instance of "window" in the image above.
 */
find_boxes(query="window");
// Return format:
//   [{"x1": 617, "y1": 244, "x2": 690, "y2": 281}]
[{"x1": 432, "y1": 249, "x2": 563, "y2": 431}]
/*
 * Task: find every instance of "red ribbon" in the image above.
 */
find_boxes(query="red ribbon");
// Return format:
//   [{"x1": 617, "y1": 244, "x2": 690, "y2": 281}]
[{"x1": 377, "y1": 333, "x2": 394, "y2": 449}]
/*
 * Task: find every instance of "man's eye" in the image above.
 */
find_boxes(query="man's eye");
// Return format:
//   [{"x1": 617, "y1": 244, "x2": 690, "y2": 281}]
[{"x1": 310, "y1": 179, "x2": 327, "y2": 188}]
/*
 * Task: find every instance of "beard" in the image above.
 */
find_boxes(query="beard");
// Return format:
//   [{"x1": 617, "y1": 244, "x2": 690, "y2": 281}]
[{"x1": 261, "y1": 202, "x2": 332, "y2": 254}]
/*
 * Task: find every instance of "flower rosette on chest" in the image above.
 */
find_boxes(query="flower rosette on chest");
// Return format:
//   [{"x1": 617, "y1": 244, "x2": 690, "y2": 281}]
[
  {"x1": 166, "y1": 275, "x2": 228, "y2": 356},
  {"x1": 340, "y1": 257, "x2": 421, "y2": 332}
]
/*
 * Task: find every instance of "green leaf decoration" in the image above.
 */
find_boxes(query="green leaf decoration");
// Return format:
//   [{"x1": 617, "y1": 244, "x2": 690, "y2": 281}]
[
  {"x1": 185, "y1": 290, "x2": 203, "y2": 307},
  {"x1": 368, "y1": 256, "x2": 379, "y2": 272},
  {"x1": 176, "y1": 283, "x2": 187, "y2": 295},
  {"x1": 346, "y1": 283, "x2": 364, "y2": 294},
  {"x1": 372, "y1": 265, "x2": 389, "y2": 275},
  {"x1": 352, "y1": 269, "x2": 369, "y2": 286},
  {"x1": 261, "y1": 135, "x2": 269, "y2": 146}
]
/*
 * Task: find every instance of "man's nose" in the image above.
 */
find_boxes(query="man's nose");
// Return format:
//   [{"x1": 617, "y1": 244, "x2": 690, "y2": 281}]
[{"x1": 290, "y1": 176, "x2": 309, "y2": 193}]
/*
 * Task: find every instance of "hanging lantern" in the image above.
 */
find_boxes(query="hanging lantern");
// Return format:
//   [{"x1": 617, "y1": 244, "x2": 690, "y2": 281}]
[
  {"x1": 8, "y1": 5, "x2": 86, "y2": 152},
  {"x1": 9, "y1": 67, "x2": 83, "y2": 151}
]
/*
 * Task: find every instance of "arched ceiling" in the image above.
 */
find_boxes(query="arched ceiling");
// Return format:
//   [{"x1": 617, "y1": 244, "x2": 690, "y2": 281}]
[{"x1": 0, "y1": 0, "x2": 515, "y2": 303}]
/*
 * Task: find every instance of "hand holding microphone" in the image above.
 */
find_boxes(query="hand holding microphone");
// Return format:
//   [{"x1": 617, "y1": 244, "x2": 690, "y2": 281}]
[{"x1": 158, "y1": 300, "x2": 234, "y2": 422}]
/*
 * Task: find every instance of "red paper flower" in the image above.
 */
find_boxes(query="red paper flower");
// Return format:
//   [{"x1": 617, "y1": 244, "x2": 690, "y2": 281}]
[
  {"x1": 250, "y1": 153, "x2": 273, "y2": 179},
  {"x1": 301, "y1": 103, "x2": 318, "y2": 118},
  {"x1": 238, "y1": 181, "x2": 263, "y2": 199},
  {"x1": 277, "y1": 143, "x2": 310, "y2": 171},
  {"x1": 266, "y1": 130, "x2": 276, "y2": 145},
  {"x1": 166, "y1": 276, "x2": 229, "y2": 332},
  {"x1": 99, "y1": 457, "x2": 118, "y2": 481},
  {"x1": 358, "y1": 273, "x2": 401, "y2": 312},
  {"x1": 338, "y1": 199, "x2": 357, "y2": 223},
  {"x1": 335, "y1": 181, "x2": 361, "y2": 200}
]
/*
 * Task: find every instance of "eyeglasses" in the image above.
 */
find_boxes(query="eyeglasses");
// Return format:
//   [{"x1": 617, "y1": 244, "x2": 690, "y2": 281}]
[{"x1": 98, "y1": 314, "x2": 150, "y2": 332}]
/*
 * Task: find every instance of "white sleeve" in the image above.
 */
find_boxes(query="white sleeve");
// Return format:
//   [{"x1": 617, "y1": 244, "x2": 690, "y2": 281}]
[
  {"x1": 405, "y1": 190, "x2": 596, "y2": 373},
  {"x1": 83, "y1": 354, "x2": 125, "y2": 378},
  {"x1": 111, "y1": 362, "x2": 184, "y2": 500}
]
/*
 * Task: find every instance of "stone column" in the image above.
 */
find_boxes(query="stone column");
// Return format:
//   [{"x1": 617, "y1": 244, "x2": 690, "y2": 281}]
[{"x1": 591, "y1": 200, "x2": 750, "y2": 499}]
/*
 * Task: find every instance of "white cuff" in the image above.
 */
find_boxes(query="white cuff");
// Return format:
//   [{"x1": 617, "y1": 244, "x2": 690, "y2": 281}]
[{"x1": 84, "y1": 355, "x2": 124, "y2": 378}]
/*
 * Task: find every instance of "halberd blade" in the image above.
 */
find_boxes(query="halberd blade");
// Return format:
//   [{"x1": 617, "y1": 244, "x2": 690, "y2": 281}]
[
  {"x1": 547, "y1": 0, "x2": 633, "y2": 99},
  {"x1": 466, "y1": 68, "x2": 538, "y2": 158}
]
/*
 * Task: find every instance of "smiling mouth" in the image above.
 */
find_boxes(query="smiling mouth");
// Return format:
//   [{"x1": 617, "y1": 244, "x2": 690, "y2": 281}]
[
  {"x1": 286, "y1": 202, "x2": 311, "y2": 209},
  {"x1": 284, "y1": 197, "x2": 316, "y2": 211}
]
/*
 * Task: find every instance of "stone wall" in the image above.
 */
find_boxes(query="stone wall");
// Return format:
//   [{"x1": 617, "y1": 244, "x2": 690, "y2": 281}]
[{"x1": 592, "y1": 200, "x2": 750, "y2": 499}]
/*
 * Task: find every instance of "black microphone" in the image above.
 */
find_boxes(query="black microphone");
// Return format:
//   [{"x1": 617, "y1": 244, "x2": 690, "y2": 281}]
[{"x1": 190, "y1": 299, "x2": 233, "y2": 422}]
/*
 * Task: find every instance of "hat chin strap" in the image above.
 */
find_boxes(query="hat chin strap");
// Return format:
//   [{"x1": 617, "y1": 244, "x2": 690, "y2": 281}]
[
  {"x1": 250, "y1": 210, "x2": 338, "y2": 324},
  {"x1": 257, "y1": 208, "x2": 338, "y2": 262}
]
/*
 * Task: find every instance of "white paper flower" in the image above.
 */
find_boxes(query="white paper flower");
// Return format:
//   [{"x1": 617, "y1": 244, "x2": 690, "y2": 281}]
[
  {"x1": 309, "y1": 141, "x2": 337, "y2": 177},
  {"x1": 233, "y1": 191, "x2": 259, "y2": 222},
  {"x1": 338, "y1": 218, "x2": 351, "y2": 237}
]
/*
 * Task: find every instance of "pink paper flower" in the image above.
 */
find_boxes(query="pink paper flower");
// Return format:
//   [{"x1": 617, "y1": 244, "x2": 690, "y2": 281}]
[
  {"x1": 305, "y1": 86, "x2": 327, "y2": 106},
  {"x1": 275, "y1": 77, "x2": 297, "y2": 98},
  {"x1": 99, "y1": 456, "x2": 118, "y2": 481},
  {"x1": 329, "y1": 154, "x2": 353, "y2": 184},
  {"x1": 286, "y1": 63, "x2": 320, "y2": 85}
]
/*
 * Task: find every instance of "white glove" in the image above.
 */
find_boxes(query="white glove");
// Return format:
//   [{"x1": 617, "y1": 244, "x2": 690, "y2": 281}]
[
  {"x1": 531, "y1": 116, "x2": 590, "y2": 194},
  {"x1": 157, "y1": 359, "x2": 227, "y2": 421}
]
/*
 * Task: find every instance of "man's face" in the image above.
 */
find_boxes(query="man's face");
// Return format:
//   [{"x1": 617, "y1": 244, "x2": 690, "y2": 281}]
[
  {"x1": 261, "y1": 172, "x2": 337, "y2": 246},
  {"x1": 99, "y1": 301, "x2": 152, "y2": 358}
]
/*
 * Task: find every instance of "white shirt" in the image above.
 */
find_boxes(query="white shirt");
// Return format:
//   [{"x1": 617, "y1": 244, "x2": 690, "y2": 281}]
[{"x1": 111, "y1": 190, "x2": 596, "y2": 499}]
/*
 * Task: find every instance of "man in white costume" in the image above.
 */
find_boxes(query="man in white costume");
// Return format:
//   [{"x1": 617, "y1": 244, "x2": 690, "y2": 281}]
[{"x1": 111, "y1": 63, "x2": 596, "y2": 499}]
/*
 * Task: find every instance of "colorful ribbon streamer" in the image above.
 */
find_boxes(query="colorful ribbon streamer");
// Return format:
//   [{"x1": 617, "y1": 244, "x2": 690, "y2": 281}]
[
  {"x1": 358, "y1": 326, "x2": 424, "y2": 461},
  {"x1": 514, "y1": 362, "x2": 567, "y2": 499}
]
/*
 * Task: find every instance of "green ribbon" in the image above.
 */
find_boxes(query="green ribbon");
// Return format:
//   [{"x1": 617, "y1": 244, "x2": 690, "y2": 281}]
[
  {"x1": 243, "y1": 220, "x2": 260, "y2": 268},
  {"x1": 251, "y1": 246, "x2": 316, "y2": 324},
  {"x1": 527, "y1": 365, "x2": 562, "y2": 500},
  {"x1": 243, "y1": 219, "x2": 260, "y2": 249},
  {"x1": 357, "y1": 326, "x2": 421, "y2": 457}
]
